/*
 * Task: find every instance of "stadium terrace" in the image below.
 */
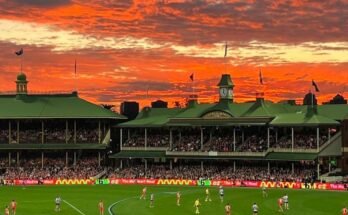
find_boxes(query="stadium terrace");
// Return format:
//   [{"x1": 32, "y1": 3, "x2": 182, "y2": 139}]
[{"x1": 0, "y1": 73, "x2": 347, "y2": 186}]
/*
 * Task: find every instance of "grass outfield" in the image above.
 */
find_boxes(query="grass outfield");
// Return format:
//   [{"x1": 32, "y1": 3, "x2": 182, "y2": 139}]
[{"x1": 0, "y1": 185, "x2": 347, "y2": 215}]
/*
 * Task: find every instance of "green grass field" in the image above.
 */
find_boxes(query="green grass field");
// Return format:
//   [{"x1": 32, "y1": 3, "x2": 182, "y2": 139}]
[{"x1": 0, "y1": 185, "x2": 347, "y2": 215}]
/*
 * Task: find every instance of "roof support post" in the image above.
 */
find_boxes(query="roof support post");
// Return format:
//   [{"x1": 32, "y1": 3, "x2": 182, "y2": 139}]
[
  {"x1": 233, "y1": 160, "x2": 236, "y2": 173},
  {"x1": 65, "y1": 152, "x2": 68, "y2": 167},
  {"x1": 8, "y1": 121, "x2": 11, "y2": 144},
  {"x1": 74, "y1": 120, "x2": 77, "y2": 144},
  {"x1": 201, "y1": 160, "x2": 204, "y2": 173},
  {"x1": 73, "y1": 151, "x2": 77, "y2": 166},
  {"x1": 233, "y1": 128, "x2": 236, "y2": 152},
  {"x1": 291, "y1": 127, "x2": 294, "y2": 152},
  {"x1": 242, "y1": 128, "x2": 244, "y2": 143},
  {"x1": 317, "y1": 160, "x2": 320, "y2": 180},
  {"x1": 120, "y1": 128, "x2": 123, "y2": 151},
  {"x1": 328, "y1": 128, "x2": 331, "y2": 144},
  {"x1": 120, "y1": 159, "x2": 123, "y2": 169},
  {"x1": 317, "y1": 127, "x2": 320, "y2": 151},
  {"x1": 292, "y1": 162, "x2": 294, "y2": 174},
  {"x1": 144, "y1": 159, "x2": 147, "y2": 173},
  {"x1": 98, "y1": 152, "x2": 101, "y2": 167},
  {"x1": 17, "y1": 120, "x2": 19, "y2": 144},
  {"x1": 16, "y1": 152, "x2": 19, "y2": 166},
  {"x1": 169, "y1": 129, "x2": 173, "y2": 150},
  {"x1": 275, "y1": 128, "x2": 278, "y2": 143},
  {"x1": 200, "y1": 127, "x2": 204, "y2": 151},
  {"x1": 41, "y1": 121, "x2": 44, "y2": 144},
  {"x1": 8, "y1": 152, "x2": 11, "y2": 167},
  {"x1": 267, "y1": 127, "x2": 270, "y2": 149},
  {"x1": 170, "y1": 159, "x2": 173, "y2": 170},
  {"x1": 127, "y1": 129, "x2": 130, "y2": 140},
  {"x1": 267, "y1": 161, "x2": 270, "y2": 175},
  {"x1": 98, "y1": 120, "x2": 101, "y2": 144},
  {"x1": 144, "y1": 128, "x2": 148, "y2": 150},
  {"x1": 65, "y1": 120, "x2": 68, "y2": 144},
  {"x1": 41, "y1": 152, "x2": 44, "y2": 169}
]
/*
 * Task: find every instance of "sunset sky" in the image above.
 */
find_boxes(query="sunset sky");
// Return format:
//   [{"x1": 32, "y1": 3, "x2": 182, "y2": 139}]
[{"x1": 0, "y1": 0, "x2": 347, "y2": 110}]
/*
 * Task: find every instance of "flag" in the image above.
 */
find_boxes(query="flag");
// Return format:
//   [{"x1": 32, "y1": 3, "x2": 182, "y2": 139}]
[
  {"x1": 259, "y1": 68, "x2": 263, "y2": 85},
  {"x1": 224, "y1": 42, "x2": 228, "y2": 58},
  {"x1": 312, "y1": 80, "x2": 319, "y2": 92},
  {"x1": 189, "y1": 73, "x2": 194, "y2": 81},
  {"x1": 15, "y1": 48, "x2": 23, "y2": 56}
]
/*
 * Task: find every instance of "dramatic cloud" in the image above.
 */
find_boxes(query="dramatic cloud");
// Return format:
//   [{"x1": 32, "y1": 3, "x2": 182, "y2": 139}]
[{"x1": 0, "y1": 0, "x2": 347, "y2": 109}]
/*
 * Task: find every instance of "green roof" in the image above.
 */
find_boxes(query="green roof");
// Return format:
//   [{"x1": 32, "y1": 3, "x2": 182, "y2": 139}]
[
  {"x1": 217, "y1": 74, "x2": 234, "y2": 86},
  {"x1": 16, "y1": 73, "x2": 27, "y2": 82},
  {"x1": 119, "y1": 107, "x2": 181, "y2": 127},
  {"x1": 0, "y1": 93, "x2": 126, "y2": 119},
  {"x1": 270, "y1": 110, "x2": 340, "y2": 126},
  {"x1": 0, "y1": 144, "x2": 106, "y2": 150}
]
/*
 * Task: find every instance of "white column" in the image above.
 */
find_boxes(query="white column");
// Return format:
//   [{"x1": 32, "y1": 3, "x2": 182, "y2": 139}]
[
  {"x1": 267, "y1": 162, "x2": 270, "y2": 175},
  {"x1": 275, "y1": 129, "x2": 278, "y2": 143},
  {"x1": 98, "y1": 121, "x2": 101, "y2": 144},
  {"x1": 267, "y1": 127, "x2": 270, "y2": 148},
  {"x1": 41, "y1": 121, "x2": 44, "y2": 144},
  {"x1": 144, "y1": 159, "x2": 148, "y2": 172},
  {"x1": 98, "y1": 152, "x2": 101, "y2": 167},
  {"x1": 169, "y1": 129, "x2": 173, "y2": 150},
  {"x1": 144, "y1": 128, "x2": 148, "y2": 149},
  {"x1": 16, "y1": 152, "x2": 19, "y2": 166},
  {"x1": 292, "y1": 162, "x2": 294, "y2": 174},
  {"x1": 73, "y1": 152, "x2": 77, "y2": 166},
  {"x1": 328, "y1": 128, "x2": 331, "y2": 143},
  {"x1": 291, "y1": 127, "x2": 294, "y2": 152},
  {"x1": 8, "y1": 121, "x2": 11, "y2": 144},
  {"x1": 317, "y1": 162, "x2": 320, "y2": 179},
  {"x1": 8, "y1": 152, "x2": 11, "y2": 167},
  {"x1": 233, "y1": 161, "x2": 236, "y2": 173},
  {"x1": 65, "y1": 152, "x2": 68, "y2": 166},
  {"x1": 233, "y1": 128, "x2": 236, "y2": 152},
  {"x1": 317, "y1": 127, "x2": 320, "y2": 151},
  {"x1": 201, "y1": 161, "x2": 204, "y2": 172},
  {"x1": 127, "y1": 129, "x2": 130, "y2": 140},
  {"x1": 170, "y1": 160, "x2": 173, "y2": 170},
  {"x1": 65, "y1": 120, "x2": 68, "y2": 144},
  {"x1": 17, "y1": 121, "x2": 19, "y2": 144},
  {"x1": 120, "y1": 128, "x2": 123, "y2": 150},
  {"x1": 74, "y1": 120, "x2": 77, "y2": 144},
  {"x1": 41, "y1": 152, "x2": 44, "y2": 169},
  {"x1": 200, "y1": 127, "x2": 204, "y2": 150}
]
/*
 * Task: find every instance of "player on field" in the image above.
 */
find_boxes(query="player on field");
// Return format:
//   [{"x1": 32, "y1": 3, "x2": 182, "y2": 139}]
[
  {"x1": 282, "y1": 194, "x2": 289, "y2": 210},
  {"x1": 342, "y1": 206, "x2": 347, "y2": 215},
  {"x1": 225, "y1": 203, "x2": 231, "y2": 215},
  {"x1": 252, "y1": 202, "x2": 258, "y2": 215},
  {"x1": 176, "y1": 191, "x2": 181, "y2": 206},
  {"x1": 262, "y1": 184, "x2": 268, "y2": 198},
  {"x1": 5, "y1": 206, "x2": 10, "y2": 215},
  {"x1": 193, "y1": 198, "x2": 201, "y2": 214},
  {"x1": 10, "y1": 200, "x2": 16, "y2": 215},
  {"x1": 98, "y1": 200, "x2": 104, "y2": 215},
  {"x1": 55, "y1": 196, "x2": 61, "y2": 212},
  {"x1": 205, "y1": 188, "x2": 212, "y2": 202},
  {"x1": 140, "y1": 187, "x2": 147, "y2": 200},
  {"x1": 219, "y1": 186, "x2": 224, "y2": 203},
  {"x1": 150, "y1": 193, "x2": 154, "y2": 208},
  {"x1": 278, "y1": 197, "x2": 284, "y2": 212}
]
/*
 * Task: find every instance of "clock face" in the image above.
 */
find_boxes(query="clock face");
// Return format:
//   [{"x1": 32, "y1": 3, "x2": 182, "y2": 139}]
[
  {"x1": 220, "y1": 88, "x2": 228, "y2": 97},
  {"x1": 228, "y1": 89, "x2": 233, "y2": 97}
]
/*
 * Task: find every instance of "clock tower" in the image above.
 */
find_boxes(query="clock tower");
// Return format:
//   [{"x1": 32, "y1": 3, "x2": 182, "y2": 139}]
[{"x1": 217, "y1": 74, "x2": 234, "y2": 102}]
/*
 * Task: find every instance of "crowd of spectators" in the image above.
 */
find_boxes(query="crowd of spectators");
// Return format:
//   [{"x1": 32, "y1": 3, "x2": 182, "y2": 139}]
[
  {"x1": 271, "y1": 134, "x2": 328, "y2": 149},
  {"x1": 0, "y1": 157, "x2": 103, "y2": 180},
  {"x1": 108, "y1": 163, "x2": 316, "y2": 182},
  {"x1": 0, "y1": 129, "x2": 101, "y2": 144},
  {"x1": 123, "y1": 135, "x2": 169, "y2": 147},
  {"x1": 172, "y1": 135, "x2": 202, "y2": 151}
]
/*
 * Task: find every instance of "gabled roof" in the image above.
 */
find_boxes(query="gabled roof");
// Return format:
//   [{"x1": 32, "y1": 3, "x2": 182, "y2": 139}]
[
  {"x1": 270, "y1": 108, "x2": 340, "y2": 126},
  {"x1": 241, "y1": 99, "x2": 290, "y2": 117},
  {"x1": 119, "y1": 107, "x2": 181, "y2": 127},
  {"x1": 0, "y1": 93, "x2": 125, "y2": 119}
]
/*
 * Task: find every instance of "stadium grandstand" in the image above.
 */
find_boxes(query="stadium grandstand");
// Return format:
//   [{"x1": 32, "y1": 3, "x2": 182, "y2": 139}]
[
  {"x1": 112, "y1": 74, "x2": 348, "y2": 184},
  {"x1": 0, "y1": 73, "x2": 126, "y2": 181}
]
